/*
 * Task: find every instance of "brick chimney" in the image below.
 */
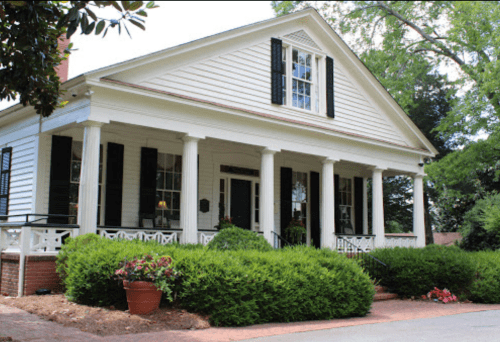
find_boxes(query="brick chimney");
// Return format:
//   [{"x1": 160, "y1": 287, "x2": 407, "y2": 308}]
[{"x1": 55, "y1": 36, "x2": 70, "y2": 83}]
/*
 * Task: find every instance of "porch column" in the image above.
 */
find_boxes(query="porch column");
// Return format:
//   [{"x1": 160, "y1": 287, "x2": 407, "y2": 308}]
[
  {"x1": 372, "y1": 167, "x2": 385, "y2": 248},
  {"x1": 180, "y1": 135, "x2": 200, "y2": 244},
  {"x1": 78, "y1": 121, "x2": 104, "y2": 234},
  {"x1": 413, "y1": 174, "x2": 426, "y2": 247},
  {"x1": 363, "y1": 177, "x2": 369, "y2": 235},
  {"x1": 260, "y1": 148, "x2": 278, "y2": 245},
  {"x1": 321, "y1": 159, "x2": 335, "y2": 249}
]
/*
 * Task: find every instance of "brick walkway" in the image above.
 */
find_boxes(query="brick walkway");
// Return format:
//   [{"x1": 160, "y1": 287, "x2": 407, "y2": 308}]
[{"x1": 2, "y1": 300, "x2": 500, "y2": 342}]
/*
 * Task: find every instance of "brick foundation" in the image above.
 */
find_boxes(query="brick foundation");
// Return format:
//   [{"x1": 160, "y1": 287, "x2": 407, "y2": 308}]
[{"x1": 0, "y1": 253, "x2": 63, "y2": 296}]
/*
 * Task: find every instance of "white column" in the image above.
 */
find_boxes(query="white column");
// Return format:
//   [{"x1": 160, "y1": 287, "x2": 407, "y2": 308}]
[
  {"x1": 78, "y1": 121, "x2": 103, "y2": 235},
  {"x1": 260, "y1": 148, "x2": 277, "y2": 245},
  {"x1": 180, "y1": 136, "x2": 200, "y2": 244},
  {"x1": 413, "y1": 174, "x2": 426, "y2": 247},
  {"x1": 372, "y1": 167, "x2": 385, "y2": 248},
  {"x1": 362, "y1": 177, "x2": 369, "y2": 235},
  {"x1": 321, "y1": 159, "x2": 335, "y2": 249}
]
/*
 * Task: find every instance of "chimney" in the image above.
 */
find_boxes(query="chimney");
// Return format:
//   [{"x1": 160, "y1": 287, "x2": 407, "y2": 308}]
[{"x1": 55, "y1": 36, "x2": 70, "y2": 83}]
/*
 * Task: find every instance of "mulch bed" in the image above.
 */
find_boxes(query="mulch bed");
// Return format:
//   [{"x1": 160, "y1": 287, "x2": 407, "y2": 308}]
[{"x1": 0, "y1": 294, "x2": 210, "y2": 337}]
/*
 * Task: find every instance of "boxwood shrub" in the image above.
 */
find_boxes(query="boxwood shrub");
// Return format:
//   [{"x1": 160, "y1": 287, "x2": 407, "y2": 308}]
[
  {"x1": 206, "y1": 226, "x2": 273, "y2": 251},
  {"x1": 57, "y1": 234, "x2": 374, "y2": 326},
  {"x1": 370, "y1": 245, "x2": 476, "y2": 298},
  {"x1": 468, "y1": 251, "x2": 500, "y2": 303}
]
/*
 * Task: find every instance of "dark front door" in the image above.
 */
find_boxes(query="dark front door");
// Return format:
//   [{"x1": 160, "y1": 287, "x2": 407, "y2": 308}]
[{"x1": 230, "y1": 179, "x2": 252, "y2": 230}]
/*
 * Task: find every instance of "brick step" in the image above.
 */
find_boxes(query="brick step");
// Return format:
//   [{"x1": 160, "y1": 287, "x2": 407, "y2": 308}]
[
  {"x1": 374, "y1": 292, "x2": 398, "y2": 301},
  {"x1": 374, "y1": 285, "x2": 388, "y2": 294}
]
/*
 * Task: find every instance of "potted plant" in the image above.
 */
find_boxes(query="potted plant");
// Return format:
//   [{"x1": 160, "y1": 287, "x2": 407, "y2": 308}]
[
  {"x1": 215, "y1": 215, "x2": 234, "y2": 230},
  {"x1": 114, "y1": 254, "x2": 180, "y2": 314},
  {"x1": 285, "y1": 218, "x2": 306, "y2": 245}
]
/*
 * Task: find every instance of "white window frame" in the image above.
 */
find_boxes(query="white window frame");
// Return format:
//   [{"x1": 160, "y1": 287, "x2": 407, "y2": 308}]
[{"x1": 281, "y1": 40, "x2": 326, "y2": 116}]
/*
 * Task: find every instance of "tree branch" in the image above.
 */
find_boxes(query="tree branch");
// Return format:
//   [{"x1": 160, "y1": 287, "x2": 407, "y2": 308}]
[{"x1": 376, "y1": 1, "x2": 465, "y2": 66}]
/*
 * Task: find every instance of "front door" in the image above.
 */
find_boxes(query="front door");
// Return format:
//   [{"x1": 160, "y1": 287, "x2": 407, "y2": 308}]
[{"x1": 230, "y1": 179, "x2": 251, "y2": 230}]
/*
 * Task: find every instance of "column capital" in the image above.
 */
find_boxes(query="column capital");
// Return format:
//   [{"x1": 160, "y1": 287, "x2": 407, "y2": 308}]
[
  {"x1": 261, "y1": 147, "x2": 280, "y2": 155},
  {"x1": 181, "y1": 134, "x2": 206, "y2": 142},
  {"x1": 369, "y1": 166, "x2": 386, "y2": 173},
  {"x1": 412, "y1": 173, "x2": 426, "y2": 179},
  {"x1": 79, "y1": 120, "x2": 106, "y2": 127},
  {"x1": 322, "y1": 157, "x2": 338, "y2": 165}
]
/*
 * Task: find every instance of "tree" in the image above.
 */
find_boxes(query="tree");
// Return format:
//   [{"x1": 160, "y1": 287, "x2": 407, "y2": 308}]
[
  {"x1": 0, "y1": 1, "x2": 158, "y2": 117},
  {"x1": 273, "y1": 1, "x2": 500, "y2": 143}
]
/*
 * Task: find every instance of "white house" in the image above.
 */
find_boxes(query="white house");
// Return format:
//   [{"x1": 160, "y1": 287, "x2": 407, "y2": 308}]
[{"x1": 0, "y1": 9, "x2": 436, "y2": 258}]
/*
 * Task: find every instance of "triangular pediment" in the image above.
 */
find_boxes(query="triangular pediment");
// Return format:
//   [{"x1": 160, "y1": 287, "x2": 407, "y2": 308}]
[{"x1": 284, "y1": 30, "x2": 322, "y2": 51}]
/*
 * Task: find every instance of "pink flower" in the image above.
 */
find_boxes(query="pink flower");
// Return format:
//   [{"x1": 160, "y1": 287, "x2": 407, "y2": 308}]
[{"x1": 137, "y1": 266, "x2": 142, "y2": 270}]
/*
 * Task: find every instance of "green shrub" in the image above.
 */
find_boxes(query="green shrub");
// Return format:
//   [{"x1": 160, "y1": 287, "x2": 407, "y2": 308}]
[
  {"x1": 468, "y1": 251, "x2": 500, "y2": 303},
  {"x1": 58, "y1": 235, "x2": 374, "y2": 326},
  {"x1": 460, "y1": 194, "x2": 500, "y2": 251},
  {"x1": 370, "y1": 245, "x2": 476, "y2": 298},
  {"x1": 206, "y1": 226, "x2": 273, "y2": 251}
]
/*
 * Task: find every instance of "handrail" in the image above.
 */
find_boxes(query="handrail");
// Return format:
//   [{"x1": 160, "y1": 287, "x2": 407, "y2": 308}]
[
  {"x1": 0, "y1": 213, "x2": 77, "y2": 224},
  {"x1": 336, "y1": 235, "x2": 390, "y2": 281},
  {"x1": 271, "y1": 231, "x2": 292, "y2": 248}
]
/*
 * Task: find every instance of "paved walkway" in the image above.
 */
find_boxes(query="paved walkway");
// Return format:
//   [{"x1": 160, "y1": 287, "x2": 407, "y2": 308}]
[{"x1": 2, "y1": 300, "x2": 500, "y2": 342}]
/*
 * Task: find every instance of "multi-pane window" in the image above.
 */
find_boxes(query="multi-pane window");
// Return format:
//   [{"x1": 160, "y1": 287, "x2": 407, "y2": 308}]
[
  {"x1": 69, "y1": 142, "x2": 103, "y2": 225},
  {"x1": 282, "y1": 47, "x2": 287, "y2": 105},
  {"x1": 219, "y1": 179, "x2": 226, "y2": 220},
  {"x1": 292, "y1": 49, "x2": 312, "y2": 111},
  {"x1": 255, "y1": 183, "x2": 260, "y2": 224},
  {"x1": 339, "y1": 178, "x2": 353, "y2": 232},
  {"x1": 155, "y1": 153, "x2": 182, "y2": 228},
  {"x1": 292, "y1": 171, "x2": 307, "y2": 226}
]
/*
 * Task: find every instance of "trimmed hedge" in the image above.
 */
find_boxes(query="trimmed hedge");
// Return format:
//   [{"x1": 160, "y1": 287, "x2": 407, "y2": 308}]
[
  {"x1": 206, "y1": 226, "x2": 273, "y2": 251},
  {"x1": 369, "y1": 245, "x2": 476, "y2": 298},
  {"x1": 468, "y1": 251, "x2": 500, "y2": 303},
  {"x1": 57, "y1": 234, "x2": 374, "y2": 326}
]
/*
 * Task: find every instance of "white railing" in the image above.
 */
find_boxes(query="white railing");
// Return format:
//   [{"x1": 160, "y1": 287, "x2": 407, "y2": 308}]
[
  {"x1": 198, "y1": 231, "x2": 218, "y2": 245},
  {"x1": 96, "y1": 228, "x2": 181, "y2": 245},
  {"x1": 335, "y1": 234, "x2": 375, "y2": 253},
  {"x1": 0, "y1": 227, "x2": 21, "y2": 252},
  {"x1": 384, "y1": 235, "x2": 417, "y2": 248}
]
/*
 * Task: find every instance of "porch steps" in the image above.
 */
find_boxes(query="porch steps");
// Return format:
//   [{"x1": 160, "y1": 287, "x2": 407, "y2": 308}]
[{"x1": 373, "y1": 285, "x2": 398, "y2": 301}]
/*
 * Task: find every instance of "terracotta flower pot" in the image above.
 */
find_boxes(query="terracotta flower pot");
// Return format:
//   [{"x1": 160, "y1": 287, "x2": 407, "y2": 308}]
[{"x1": 123, "y1": 280, "x2": 162, "y2": 314}]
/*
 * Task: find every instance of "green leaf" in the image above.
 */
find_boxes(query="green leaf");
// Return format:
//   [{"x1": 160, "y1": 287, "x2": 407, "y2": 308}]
[
  {"x1": 80, "y1": 13, "x2": 89, "y2": 32},
  {"x1": 68, "y1": 6, "x2": 79, "y2": 21},
  {"x1": 111, "y1": 1, "x2": 122, "y2": 12},
  {"x1": 123, "y1": 22, "x2": 131, "y2": 38},
  {"x1": 85, "y1": 7, "x2": 97, "y2": 21},
  {"x1": 136, "y1": 9, "x2": 147, "y2": 17},
  {"x1": 121, "y1": 1, "x2": 131, "y2": 11},
  {"x1": 66, "y1": 22, "x2": 78, "y2": 38},
  {"x1": 84, "y1": 21, "x2": 95, "y2": 35},
  {"x1": 128, "y1": 19, "x2": 145, "y2": 30},
  {"x1": 128, "y1": 1, "x2": 143, "y2": 11},
  {"x1": 95, "y1": 20, "x2": 106, "y2": 35},
  {"x1": 146, "y1": 1, "x2": 155, "y2": 9},
  {"x1": 103, "y1": 27, "x2": 109, "y2": 38}
]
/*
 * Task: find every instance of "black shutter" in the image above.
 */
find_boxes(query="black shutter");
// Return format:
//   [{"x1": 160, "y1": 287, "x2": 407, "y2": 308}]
[
  {"x1": 271, "y1": 38, "x2": 283, "y2": 105},
  {"x1": 334, "y1": 174, "x2": 340, "y2": 233},
  {"x1": 0, "y1": 147, "x2": 12, "y2": 219},
  {"x1": 139, "y1": 147, "x2": 158, "y2": 225},
  {"x1": 48, "y1": 136, "x2": 72, "y2": 224},
  {"x1": 280, "y1": 167, "x2": 293, "y2": 236},
  {"x1": 354, "y1": 177, "x2": 364, "y2": 235},
  {"x1": 310, "y1": 171, "x2": 320, "y2": 248},
  {"x1": 326, "y1": 56, "x2": 335, "y2": 118},
  {"x1": 105, "y1": 143, "x2": 124, "y2": 226}
]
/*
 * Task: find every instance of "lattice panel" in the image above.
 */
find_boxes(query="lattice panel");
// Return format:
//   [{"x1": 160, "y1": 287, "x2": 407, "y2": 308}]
[
  {"x1": 385, "y1": 236, "x2": 417, "y2": 248},
  {"x1": 31, "y1": 229, "x2": 74, "y2": 252},
  {"x1": 98, "y1": 229, "x2": 179, "y2": 245},
  {"x1": 284, "y1": 30, "x2": 322, "y2": 50},
  {"x1": 198, "y1": 232, "x2": 217, "y2": 245}
]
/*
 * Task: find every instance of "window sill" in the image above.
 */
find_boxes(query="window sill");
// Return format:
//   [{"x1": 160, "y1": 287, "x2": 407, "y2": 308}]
[{"x1": 280, "y1": 104, "x2": 326, "y2": 118}]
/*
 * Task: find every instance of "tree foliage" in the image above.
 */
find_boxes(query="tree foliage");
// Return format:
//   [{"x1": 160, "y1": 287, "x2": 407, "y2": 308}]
[{"x1": 0, "y1": 1, "x2": 158, "y2": 117}]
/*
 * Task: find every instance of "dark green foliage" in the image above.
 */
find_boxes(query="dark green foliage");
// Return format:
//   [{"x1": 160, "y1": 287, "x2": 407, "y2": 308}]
[
  {"x1": 468, "y1": 251, "x2": 500, "y2": 304},
  {"x1": 370, "y1": 245, "x2": 476, "y2": 297},
  {"x1": 57, "y1": 235, "x2": 374, "y2": 326},
  {"x1": 459, "y1": 193, "x2": 500, "y2": 251},
  {"x1": 206, "y1": 226, "x2": 273, "y2": 251}
]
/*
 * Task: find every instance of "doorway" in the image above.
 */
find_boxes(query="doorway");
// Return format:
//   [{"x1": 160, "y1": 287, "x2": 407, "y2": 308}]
[{"x1": 230, "y1": 179, "x2": 252, "y2": 230}]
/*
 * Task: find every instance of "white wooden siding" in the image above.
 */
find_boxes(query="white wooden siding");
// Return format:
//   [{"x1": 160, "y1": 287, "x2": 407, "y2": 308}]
[
  {"x1": 6, "y1": 136, "x2": 37, "y2": 221},
  {"x1": 139, "y1": 41, "x2": 409, "y2": 146}
]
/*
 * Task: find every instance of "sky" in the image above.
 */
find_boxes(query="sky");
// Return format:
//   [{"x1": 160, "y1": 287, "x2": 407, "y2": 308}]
[{"x1": 0, "y1": 1, "x2": 275, "y2": 111}]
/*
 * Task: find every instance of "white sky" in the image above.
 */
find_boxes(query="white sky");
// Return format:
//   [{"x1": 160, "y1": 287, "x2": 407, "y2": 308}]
[{"x1": 0, "y1": 1, "x2": 275, "y2": 111}]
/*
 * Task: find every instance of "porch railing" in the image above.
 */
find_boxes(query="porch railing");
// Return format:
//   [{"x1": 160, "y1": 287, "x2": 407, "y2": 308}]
[
  {"x1": 335, "y1": 234, "x2": 375, "y2": 253},
  {"x1": 385, "y1": 235, "x2": 417, "y2": 248},
  {"x1": 96, "y1": 227, "x2": 182, "y2": 244},
  {"x1": 198, "y1": 230, "x2": 218, "y2": 245},
  {"x1": 336, "y1": 236, "x2": 390, "y2": 282},
  {"x1": 272, "y1": 231, "x2": 292, "y2": 249}
]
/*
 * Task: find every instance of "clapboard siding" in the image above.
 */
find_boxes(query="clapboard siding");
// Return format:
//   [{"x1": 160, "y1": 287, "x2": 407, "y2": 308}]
[
  {"x1": 6, "y1": 136, "x2": 37, "y2": 221},
  {"x1": 141, "y1": 41, "x2": 409, "y2": 146},
  {"x1": 121, "y1": 138, "x2": 141, "y2": 227}
]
